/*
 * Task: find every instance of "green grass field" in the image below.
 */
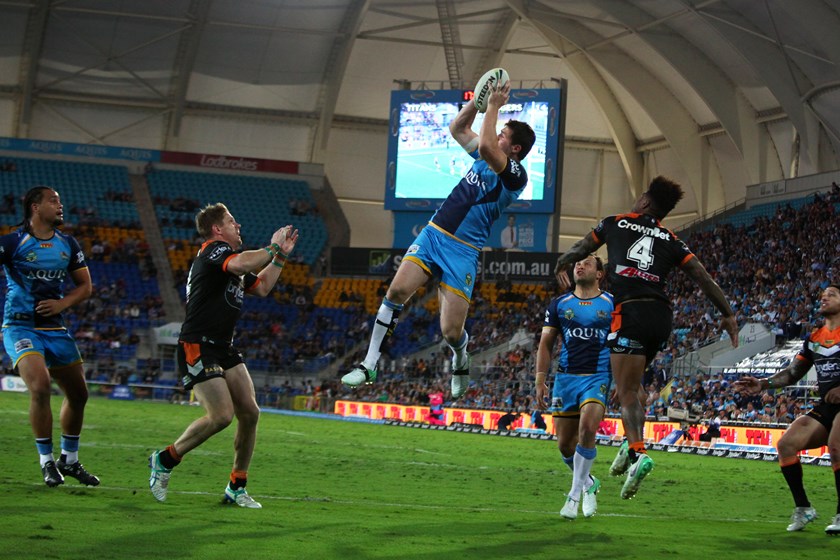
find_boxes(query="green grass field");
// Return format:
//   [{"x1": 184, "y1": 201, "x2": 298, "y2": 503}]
[{"x1": 0, "y1": 391, "x2": 837, "y2": 559}]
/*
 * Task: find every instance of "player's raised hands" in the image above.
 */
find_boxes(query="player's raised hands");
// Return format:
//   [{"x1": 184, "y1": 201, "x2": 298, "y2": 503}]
[{"x1": 271, "y1": 225, "x2": 299, "y2": 256}]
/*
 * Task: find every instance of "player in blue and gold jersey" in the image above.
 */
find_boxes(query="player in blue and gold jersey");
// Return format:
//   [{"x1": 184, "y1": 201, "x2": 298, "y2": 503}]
[
  {"x1": 343, "y1": 78, "x2": 536, "y2": 399},
  {"x1": 735, "y1": 284, "x2": 840, "y2": 535},
  {"x1": 536, "y1": 254, "x2": 613, "y2": 519},
  {"x1": 0, "y1": 186, "x2": 99, "y2": 487}
]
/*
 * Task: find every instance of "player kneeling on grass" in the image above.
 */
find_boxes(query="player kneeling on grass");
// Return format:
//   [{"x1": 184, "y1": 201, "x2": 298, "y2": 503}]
[
  {"x1": 733, "y1": 284, "x2": 840, "y2": 535},
  {"x1": 341, "y1": 72, "x2": 535, "y2": 400},
  {"x1": 535, "y1": 255, "x2": 613, "y2": 519},
  {"x1": 148, "y1": 203, "x2": 298, "y2": 508}
]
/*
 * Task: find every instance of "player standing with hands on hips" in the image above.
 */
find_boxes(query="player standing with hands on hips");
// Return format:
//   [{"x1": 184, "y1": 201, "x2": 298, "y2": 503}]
[
  {"x1": 555, "y1": 177, "x2": 738, "y2": 500},
  {"x1": 149, "y1": 203, "x2": 298, "y2": 508},
  {"x1": 734, "y1": 284, "x2": 840, "y2": 535},
  {"x1": 342, "y1": 70, "x2": 536, "y2": 399},
  {"x1": 1, "y1": 186, "x2": 100, "y2": 487}
]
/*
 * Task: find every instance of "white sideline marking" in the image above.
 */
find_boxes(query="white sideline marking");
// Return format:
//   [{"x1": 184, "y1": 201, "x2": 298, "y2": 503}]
[
  {"x1": 35, "y1": 483, "x2": 764, "y2": 523},
  {"x1": 413, "y1": 448, "x2": 445, "y2": 455}
]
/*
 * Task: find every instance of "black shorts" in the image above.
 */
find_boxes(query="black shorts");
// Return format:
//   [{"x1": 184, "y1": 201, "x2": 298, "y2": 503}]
[
  {"x1": 177, "y1": 339, "x2": 244, "y2": 390},
  {"x1": 806, "y1": 401, "x2": 840, "y2": 433},
  {"x1": 606, "y1": 300, "x2": 672, "y2": 363}
]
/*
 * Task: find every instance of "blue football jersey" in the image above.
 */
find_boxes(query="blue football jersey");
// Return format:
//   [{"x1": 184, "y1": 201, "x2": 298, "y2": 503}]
[
  {"x1": 0, "y1": 228, "x2": 87, "y2": 329},
  {"x1": 429, "y1": 152, "x2": 528, "y2": 249},
  {"x1": 544, "y1": 291, "x2": 614, "y2": 375}
]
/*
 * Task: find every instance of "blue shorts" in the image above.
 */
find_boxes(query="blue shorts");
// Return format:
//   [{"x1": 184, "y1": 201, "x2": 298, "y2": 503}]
[
  {"x1": 3, "y1": 326, "x2": 83, "y2": 369},
  {"x1": 550, "y1": 372, "x2": 611, "y2": 418},
  {"x1": 402, "y1": 224, "x2": 479, "y2": 302}
]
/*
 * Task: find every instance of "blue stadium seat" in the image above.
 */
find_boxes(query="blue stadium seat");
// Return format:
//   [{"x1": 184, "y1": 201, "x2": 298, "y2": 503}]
[{"x1": 146, "y1": 170, "x2": 326, "y2": 264}]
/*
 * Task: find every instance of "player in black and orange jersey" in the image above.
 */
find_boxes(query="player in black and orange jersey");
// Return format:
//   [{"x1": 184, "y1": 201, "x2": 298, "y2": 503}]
[
  {"x1": 555, "y1": 176, "x2": 738, "y2": 500},
  {"x1": 148, "y1": 203, "x2": 298, "y2": 508},
  {"x1": 735, "y1": 284, "x2": 840, "y2": 535}
]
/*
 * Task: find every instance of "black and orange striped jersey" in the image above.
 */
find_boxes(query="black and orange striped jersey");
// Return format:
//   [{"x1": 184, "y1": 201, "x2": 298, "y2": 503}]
[
  {"x1": 592, "y1": 213, "x2": 694, "y2": 305},
  {"x1": 796, "y1": 325, "x2": 840, "y2": 399},
  {"x1": 179, "y1": 240, "x2": 260, "y2": 344}
]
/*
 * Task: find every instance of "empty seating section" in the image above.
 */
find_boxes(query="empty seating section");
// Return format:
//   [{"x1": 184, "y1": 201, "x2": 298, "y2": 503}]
[
  {"x1": 281, "y1": 262, "x2": 315, "y2": 288},
  {"x1": 474, "y1": 281, "x2": 548, "y2": 311},
  {"x1": 314, "y1": 278, "x2": 389, "y2": 315},
  {"x1": 146, "y1": 170, "x2": 326, "y2": 264},
  {"x1": 0, "y1": 157, "x2": 136, "y2": 225},
  {"x1": 312, "y1": 278, "x2": 437, "y2": 358}
]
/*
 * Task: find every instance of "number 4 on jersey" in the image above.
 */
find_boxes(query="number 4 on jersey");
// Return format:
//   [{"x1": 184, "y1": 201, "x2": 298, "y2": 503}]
[{"x1": 627, "y1": 235, "x2": 654, "y2": 270}]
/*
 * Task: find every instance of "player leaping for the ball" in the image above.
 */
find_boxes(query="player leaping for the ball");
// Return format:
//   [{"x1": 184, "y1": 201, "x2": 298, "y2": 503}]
[
  {"x1": 555, "y1": 177, "x2": 738, "y2": 500},
  {"x1": 342, "y1": 73, "x2": 536, "y2": 399},
  {"x1": 536, "y1": 254, "x2": 613, "y2": 519}
]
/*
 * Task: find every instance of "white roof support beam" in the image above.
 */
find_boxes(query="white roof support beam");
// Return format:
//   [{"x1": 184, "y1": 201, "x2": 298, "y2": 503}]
[
  {"x1": 506, "y1": 0, "x2": 644, "y2": 200},
  {"x1": 37, "y1": 99, "x2": 172, "y2": 146},
  {"x1": 311, "y1": 0, "x2": 371, "y2": 160},
  {"x1": 779, "y1": 3, "x2": 840, "y2": 161},
  {"x1": 360, "y1": 7, "x2": 509, "y2": 38},
  {"x1": 38, "y1": 12, "x2": 187, "y2": 99},
  {"x1": 165, "y1": 0, "x2": 213, "y2": 148},
  {"x1": 469, "y1": 11, "x2": 519, "y2": 85},
  {"x1": 15, "y1": 0, "x2": 50, "y2": 138},
  {"x1": 588, "y1": 0, "x2": 775, "y2": 186},
  {"x1": 436, "y1": 0, "x2": 465, "y2": 88},
  {"x1": 510, "y1": 0, "x2": 724, "y2": 213},
  {"x1": 697, "y1": 6, "x2": 823, "y2": 171}
]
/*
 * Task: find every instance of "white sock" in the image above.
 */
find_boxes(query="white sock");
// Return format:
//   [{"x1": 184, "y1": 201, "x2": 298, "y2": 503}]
[
  {"x1": 362, "y1": 299, "x2": 402, "y2": 370},
  {"x1": 39, "y1": 453, "x2": 55, "y2": 467},
  {"x1": 450, "y1": 331, "x2": 469, "y2": 370},
  {"x1": 570, "y1": 445, "x2": 597, "y2": 497},
  {"x1": 62, "y1": 450, "x2": 79, "y2": 464}
]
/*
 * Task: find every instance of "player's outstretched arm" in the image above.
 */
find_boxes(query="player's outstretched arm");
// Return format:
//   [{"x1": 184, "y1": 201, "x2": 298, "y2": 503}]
[
  {"x1": 682, "y1": 257, "x2": 738, "y2": 347},
  {"x1": 733, "y1": 357, "x2": 810, "y2": 394}
]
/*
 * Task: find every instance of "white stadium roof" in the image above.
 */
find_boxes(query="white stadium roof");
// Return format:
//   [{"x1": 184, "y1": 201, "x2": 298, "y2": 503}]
[{"x1": 1, "y1": 0, "x2": 838, "y2": 248}]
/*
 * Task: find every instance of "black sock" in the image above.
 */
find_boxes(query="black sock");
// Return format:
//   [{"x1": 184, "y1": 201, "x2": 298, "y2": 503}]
[
  {"x1": 781, "y1": 460, "x2": 810, "y2": 508},
  {"x1": 230, "y1": 477, "x2": 247, "y2": 490},
  {"x1": 834, "y1": 468, "x2": 840, "y2": 515},
  {"x1": 159, "y1": 448, "x2": 180, "y2": 470}
]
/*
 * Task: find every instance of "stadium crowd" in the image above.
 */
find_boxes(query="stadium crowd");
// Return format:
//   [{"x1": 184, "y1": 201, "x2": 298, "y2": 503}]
[
  {"x1": 6, "y1": 177, "x2": 835, "y2": 429},
  {"x1": 334, "y1": 185, "x2": 840, "y2": 426}
]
